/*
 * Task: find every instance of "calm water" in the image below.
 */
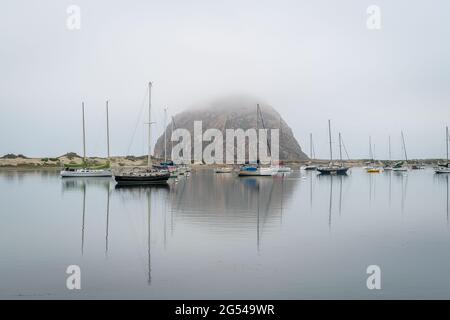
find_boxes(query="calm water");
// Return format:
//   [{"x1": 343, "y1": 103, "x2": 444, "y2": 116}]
[{"x1": 0, "y1": 168, "x2": 449, "y2": 299}]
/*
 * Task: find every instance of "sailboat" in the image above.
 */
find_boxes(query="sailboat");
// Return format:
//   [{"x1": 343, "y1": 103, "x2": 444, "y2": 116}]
[
  {"x1": 317, "y1": 120, "x2": 349, "y2": 175},
  {"x1": 115, "y1": 82, "x2": 170, "y2": 186},
  {"x1": 154, "y1": 108, "x2": 178, "y2": 178},
  {"x1": 366, "y1": 137, "x2": 383, "y2": 173},
  {"x1": 238, "y1": 104, "x2": 275, "y2": 176},
  {"x1": 60, "y1": 102, "x2": 113, "y2": 178},
  {"x1": 384, "y1": 136, "x2": 393, "y2": 171},
  {"x1": 303, "y1": 133, "x2": 317, "y2": 170},
  {"x1": 435, "y1": 126, "x2": 450, "y2": 174},
  {"x1": 392, "y1": 131, "x2": 408, "y2": 172}
]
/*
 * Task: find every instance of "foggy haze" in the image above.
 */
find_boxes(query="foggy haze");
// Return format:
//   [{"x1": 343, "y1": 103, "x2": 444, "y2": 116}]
[{"x1": 1, "y1": 0, "x2": 449, "y2": 159}]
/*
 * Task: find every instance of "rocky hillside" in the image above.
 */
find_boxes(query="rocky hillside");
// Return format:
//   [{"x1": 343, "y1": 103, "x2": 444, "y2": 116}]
[{"x1": 153, "y1": 96, "x2": 308, "y2": 162}]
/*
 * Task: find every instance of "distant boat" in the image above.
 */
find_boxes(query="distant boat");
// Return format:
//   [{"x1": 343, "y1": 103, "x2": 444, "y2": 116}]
[
  {"x1": 61, "y1": 102, "x2": 112, "y2": 178},
  {"x1": 167, "y1": 115, "x2": 191, "y2": 175},
  {"x1": 384, "y1": 136, "x2": 393, "y2": 170},
  {"x1": 215, "y1": 167, "x2": 233, "y2": 173},
  {"x1": 155, "y1": 160, "x2": 178, "y2": 177},
  {"x1": 392, "y1": 131, "x2": 408, "y2": 172},
  {"x1": 238, "y1": 164, "x2": 275, "y2": 176},
  {"x1": 115, "y1": 82, "x2": 170, "y2": 186},
  {"x1": 435, "y1": 126, "x2": 450, "y2": 174},
  {"x1": 276, "y1": 166, "x2": 292, "y2": 173},
  {"x1": 303, "y1": 133, "x2": 317, "y2": 170},
  {"x1": 238, "y1": 104, "x2": 275, "y2": 177},
  {"x1": 366, "y1": 137, "x2": 383, "y2": 173},
  {"x1": 317, "y1": 121, "x2": 349, "y2": 175}
]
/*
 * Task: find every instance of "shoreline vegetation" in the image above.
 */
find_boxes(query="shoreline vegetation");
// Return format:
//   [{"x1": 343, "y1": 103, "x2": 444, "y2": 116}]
[{"x1": 0, "y1": 152, "x2": 444, "y2": 170}]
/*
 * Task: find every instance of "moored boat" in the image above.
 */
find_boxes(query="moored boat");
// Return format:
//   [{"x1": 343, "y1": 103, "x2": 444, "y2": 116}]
[
  {"x1": 435, "y1": 126, "x2": 450, "y2": 174},
  {"x1": 367, "y1": 167, "x2": 383, "y2": 173},
  {"x1": 237, "y1": 104, "x2": 276, "y2": 177},
  {"x1": 61, "y1": 167, "x2": 112, "y2": 177},
  {"x1": 215, "y1": 167, "x2": 233, "y2": 173},
  {"x1": 317, "y1": 166, "x2": 349, "y2": 175},
  {"x1": 275, "y1": 166, "x2": 291, "y2": 173},
  {"x1": 317, "y1": 121, "x2": 350, "y2": 176},
  {"x1": 302, "y1": 133, "x2": 317, "y2": 170},
  {"x1": 115, "y1": 169, "x2": 170, "y2": 185},
  {"x1": 115, "y1": 82, "x2": 169, "y2": 186},
  {"x1": 238, "y1": 165, "x2": 275, "y2": 176},
  {"x1": 61, "y1": 101, "x2": 112, "y2": 178}
]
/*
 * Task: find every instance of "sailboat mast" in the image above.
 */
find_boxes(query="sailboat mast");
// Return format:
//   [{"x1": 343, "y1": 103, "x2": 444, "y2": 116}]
[
  {"x1": 148, "y1": 82, "x2": 152, "y2": 169},
  {"x1": 338, "y1": 132, "x2": 343, "y2": 165},
  {"x1": 310, "y1": 133, "x2": 313, "y2": 160},
  {"x1": 369, "y1": 136, "x2": 373, "y2": 161},
  {"x1": 401, "y1": 131, "x2": 408, "y2": 162},
  {"x1": 388, "y1": 135, "x2": 391, "y2": 161},
  {"x1": 328, "y1": 120, "x2": 333, "y2": 163},
  {"x1": 164, "y1": 107, "x2": 167, "y2": 162},
  {"x1": 82, "y1": 102, "x2": 86, "y2": 164},
  {"x1": 106, "y1": 100, "x2": 110, "y2": 161},
  {"x1": 446, "y1": 126, "x2": 449, "y2": 163},
  {"x1": 257, "y1": 104, "x2": 271, "y2": 157},
  {"x1": 256, "y1": 104, "x2": 259, "y2": 163},
  {"x1": 171, "y1": 116, "x2": 175, "y2": 161}
]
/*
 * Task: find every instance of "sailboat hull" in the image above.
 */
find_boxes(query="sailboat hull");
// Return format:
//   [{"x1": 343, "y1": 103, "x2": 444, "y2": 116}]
[
  {"x1": 435, "y1": 168, "x2": 450, "y2": 174},
  {"x1": 317, "y1": 167, "x2": 349, "y2": 175},
  {"x1": 115, "y1": 173, "x2": 170, "y2": 185},
  {"x1": 60, "y1": 169, "x2": 112, "y2": 178},
  {"x1": 238, "y1": 167, "x2": 275, "y2": 176}
]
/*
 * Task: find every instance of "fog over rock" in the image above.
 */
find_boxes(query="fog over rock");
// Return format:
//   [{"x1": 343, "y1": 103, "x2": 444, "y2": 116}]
[{"x1": 154, "y1": 95, "x2": 308, "y2": 161}]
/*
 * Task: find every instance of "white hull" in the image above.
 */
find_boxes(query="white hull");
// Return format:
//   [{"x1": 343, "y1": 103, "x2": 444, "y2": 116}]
[
  {"x1": 274, "y1": 166, "x2": 291, "y2": 173},
  {"x1": 215, "y1": 168, "x2": 233, "y2": 173},
  {"x1": 392, "y1": 167, "x2": 408, "y2": 172},
  {"x1": 238, "y1": 167, "x2": 275, "y2": 176},
  {"x1": 60, "y1": 169, "x2": 112, "y2": 177}
]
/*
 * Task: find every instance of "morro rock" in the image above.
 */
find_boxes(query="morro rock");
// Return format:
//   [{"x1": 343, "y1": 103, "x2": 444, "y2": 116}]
[{"x1": 153, "y1": 96, "x2": 308, "y2": 162}]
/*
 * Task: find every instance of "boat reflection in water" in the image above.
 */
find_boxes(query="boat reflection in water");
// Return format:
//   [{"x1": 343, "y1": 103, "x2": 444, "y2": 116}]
[
  {"x1": 62, "y1": 177, "x2": 170, "y2": 286},
  {"x1": 316, "y1": 174, "x2": 348, "y2": 229},
  {"x1": 2, "y1": 167, "x2": 446, "y2": 298}
]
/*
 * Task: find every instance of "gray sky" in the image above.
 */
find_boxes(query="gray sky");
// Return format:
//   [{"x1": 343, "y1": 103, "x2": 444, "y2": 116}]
[{"x1": 1, "y1": 0, "x2": 449, "y2": 159}]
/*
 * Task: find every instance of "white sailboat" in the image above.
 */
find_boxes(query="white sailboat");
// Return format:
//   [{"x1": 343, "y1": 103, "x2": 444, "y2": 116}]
[
  {"x1": 215, "y1": 167, "x2": 233, "y2": 173},
  {"x1": 61, "y1": 102, "x2": 113, "y2": 178},
  {"x1": 366, "y1": 137, "x2": 383, "y2": 173},
  {"x1": 238, "y1": 104, "x2": 276, "y2": 176},
  {"x1": 435, "y1": 126, "x2": 450, "y2": 174},
  {"x1": 303, "y1": 133, "x2": 317, "y2": 171}
]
